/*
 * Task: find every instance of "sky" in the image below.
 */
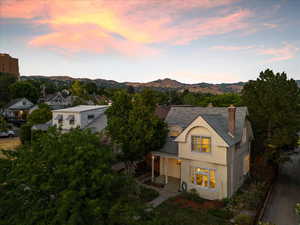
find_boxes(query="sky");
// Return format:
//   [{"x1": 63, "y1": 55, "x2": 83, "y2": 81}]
[{"x1": 1, "y1": 0, "x2": 300, "y2": 83}]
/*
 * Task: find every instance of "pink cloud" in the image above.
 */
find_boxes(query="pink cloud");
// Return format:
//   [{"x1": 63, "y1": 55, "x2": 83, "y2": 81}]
[
  {"x1": 1, "y1": 0, "x2": 251, "y2": 56},
  {"x1": 211, "y1": 45, "x2": 255, "y2": 51},
  {"x1": 259, "y1": 43, "x2": 299, "y2": 62},
  {"x1": 29, "y1": 25, "x2": 159, "y2": 57}
]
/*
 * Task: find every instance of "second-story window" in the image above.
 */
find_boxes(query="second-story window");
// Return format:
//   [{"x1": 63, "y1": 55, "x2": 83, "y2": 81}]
[{"x1": 191, "y1": 136, "x2": 211, "y2": 153}]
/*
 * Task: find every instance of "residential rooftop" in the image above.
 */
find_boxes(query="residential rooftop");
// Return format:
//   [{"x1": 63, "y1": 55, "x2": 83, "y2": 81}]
[{"x1": 52, "y1": 105, "x2": 108, "y2": 113}]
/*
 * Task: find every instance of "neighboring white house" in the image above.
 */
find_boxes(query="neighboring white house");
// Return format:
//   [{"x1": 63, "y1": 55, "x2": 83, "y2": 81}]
[
  {"x1": 151, "y1": 105, "x2": 253, "y2": 200},
  {"x1": 51, "y1": 105, "x2": 109, "y2": 133}
]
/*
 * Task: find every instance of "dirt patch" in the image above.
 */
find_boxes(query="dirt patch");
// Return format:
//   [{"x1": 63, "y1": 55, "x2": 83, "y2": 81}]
[
  {"x1": 0, "y1": 137, "x2": 21, "y2": 158},
  {"x1": 171, "y1": 196, "x2": 224, "y2": 210}
]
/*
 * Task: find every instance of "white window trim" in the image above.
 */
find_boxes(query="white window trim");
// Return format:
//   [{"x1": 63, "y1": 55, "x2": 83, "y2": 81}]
[
  {"x1": 190, "y1": 167, "x2": 217, "y2": 190},
  {"x1": 191, "y1": 135, "x2": 212, "y2": 154}
]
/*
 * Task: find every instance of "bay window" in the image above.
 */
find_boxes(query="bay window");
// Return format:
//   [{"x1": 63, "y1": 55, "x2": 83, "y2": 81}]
[{"x1": 190, "y1": 167, "x2": 216, "y2": 189}]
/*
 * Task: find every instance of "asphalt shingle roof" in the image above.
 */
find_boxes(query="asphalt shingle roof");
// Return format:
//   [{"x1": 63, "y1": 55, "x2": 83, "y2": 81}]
[{"x1": 157, "y1": 106, "x2": 248, "y2": 155}]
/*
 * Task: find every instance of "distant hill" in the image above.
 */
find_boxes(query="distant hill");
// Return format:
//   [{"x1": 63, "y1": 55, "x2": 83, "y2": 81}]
[{"x1": 21, "y1": 75, "x2": 300, "y2": 94}]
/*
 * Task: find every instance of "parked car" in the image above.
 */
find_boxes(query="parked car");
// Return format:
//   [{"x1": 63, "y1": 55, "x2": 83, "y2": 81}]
[{"x1": 0, "y1": 130, "x2": 16, "y2": 138}]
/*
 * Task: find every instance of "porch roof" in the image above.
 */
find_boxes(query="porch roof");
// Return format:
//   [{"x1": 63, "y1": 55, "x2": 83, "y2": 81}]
[
  {"x1": 152, "y1": 151, "x2": 178, "y2": 159},
  {"x1": 153, "y1": 137, "x2": 178, "y2": 158}
]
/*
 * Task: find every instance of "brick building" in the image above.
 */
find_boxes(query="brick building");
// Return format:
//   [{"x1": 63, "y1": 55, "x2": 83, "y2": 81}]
[{"x1": 0, "y1": 53, "x2": 20, "y2": 77}]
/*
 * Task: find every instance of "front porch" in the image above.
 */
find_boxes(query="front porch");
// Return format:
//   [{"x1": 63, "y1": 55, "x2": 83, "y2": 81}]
[
  {"x1": 154, "y1": 175, "x2": 181, "y2": 193},
  {"x1": 151, "y1": 151, "x2": 182, "y2": 190}
]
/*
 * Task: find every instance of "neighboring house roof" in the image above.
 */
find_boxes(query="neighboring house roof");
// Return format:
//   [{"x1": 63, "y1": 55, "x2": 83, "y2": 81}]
[
  {"x1": 32, "y1": 120, "x2": 52, "y2": 131},
  {"x1": 44, "y1": 92, "x2": 70, "y2": 107},
  {"x1": 156, "y1": 106, "x2": 249, "y2": 155},
  {"x1": 155, "y1": 105, "x2": 171, "y2": 120},
  {"x1": 5, "y1": 98, "x2": 34, "y2": 110},
  {"x1": 52, "y1": 105, "x2": 108, "y2": 113}
]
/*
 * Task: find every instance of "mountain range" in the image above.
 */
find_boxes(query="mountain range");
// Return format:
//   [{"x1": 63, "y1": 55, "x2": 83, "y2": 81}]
[{"x1": 21, "y1": 75, "x2": 300, "y2": 95}]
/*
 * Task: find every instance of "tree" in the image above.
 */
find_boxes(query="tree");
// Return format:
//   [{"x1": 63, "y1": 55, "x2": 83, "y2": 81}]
[
  {"x1": 127, "y1": 86, "x2": 135, "y2": 94},
  {"x1": 0, "y1": 116, "x2": 8, "y2": 132},
  {"x1": 106, "y1": 89, "x2": 168, "y2": 174},
  {"x1": 242, "y1": 69, "x2": 300, "y2": 162},
  {"x1": 84, "y1": 82, "x2": 98, "y2": 95},
  {"x1": 27, "y1": 104, "x2": 52, "y2": 125},
  {"x1": 0, "y1": 72, "x2": 17, "y2": 107},
  {"x1": 71, "y1": 80, "x2": 85, "y2": 97},
  {"x1": 0, "y1": 128, "x2": 146, "y2": 225},
  {"x1": 9, "y1": 81, "x2": 39, "y2": 103}
]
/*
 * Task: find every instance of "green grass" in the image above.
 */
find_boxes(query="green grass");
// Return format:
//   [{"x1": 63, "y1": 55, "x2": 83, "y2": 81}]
[
  {"x1": 151, "y1": 194, "x2": 232, "y2": 225},
  {"x1": 139, "y1": 185, "x2": 159, "y2": 203}
]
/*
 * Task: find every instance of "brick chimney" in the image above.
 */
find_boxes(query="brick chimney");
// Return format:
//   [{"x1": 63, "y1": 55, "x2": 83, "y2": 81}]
[{"x1": 228, "y1": 105, "x2": 236, "y2": 136}]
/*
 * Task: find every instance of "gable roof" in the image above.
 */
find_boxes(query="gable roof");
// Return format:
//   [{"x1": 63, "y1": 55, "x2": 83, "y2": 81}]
[
  {"x1": 5, "y1": 98, "x2": 33, "y2": 110},
  {"x1": 166, "y1": 106, "x2": 248, "y2": 146}
]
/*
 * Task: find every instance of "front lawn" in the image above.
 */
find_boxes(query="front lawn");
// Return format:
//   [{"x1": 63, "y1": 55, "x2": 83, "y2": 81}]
[
  {"x1": 151, "y1": 192, "x2": 232, "y2": 225},
  {"x1": 138, "y1": 185, "x2": 160, "y2": 203}
]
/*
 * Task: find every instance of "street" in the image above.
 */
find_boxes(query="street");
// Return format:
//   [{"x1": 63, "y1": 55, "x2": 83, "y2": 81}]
[{"x1": 262, "y1": 148, "x2": 300, "y2": 225}]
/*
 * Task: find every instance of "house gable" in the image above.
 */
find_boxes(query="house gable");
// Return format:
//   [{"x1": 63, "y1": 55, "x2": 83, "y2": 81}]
[
  {"x1": 175, "y1": 115, "x2": 228, "y2": 147},
  {"x1": 8, "y1": 98, "x2": 33, "y2": 110},
  {"x1": 175, "y1": 115, "x2": 229, "y2": 166}
]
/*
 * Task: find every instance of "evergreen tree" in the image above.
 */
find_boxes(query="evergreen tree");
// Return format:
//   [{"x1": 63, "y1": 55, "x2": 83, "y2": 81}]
[{"x1": 242, "y1": 69, "x2": 300, "y2": 162}]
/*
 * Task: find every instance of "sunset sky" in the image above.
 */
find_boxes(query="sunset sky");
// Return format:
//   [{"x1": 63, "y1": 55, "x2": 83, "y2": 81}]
[{"x1": 1, "y1": 0, "x2": 300, "y2": 83}]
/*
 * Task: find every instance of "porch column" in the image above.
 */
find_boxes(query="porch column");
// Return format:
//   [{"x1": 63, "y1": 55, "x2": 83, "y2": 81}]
[
  {"x1": 151, "y1": 155, "x2": 155, "y2": 182},
  {"x1": 164, "y1": 157, "x2": 168, "y2": 184}
]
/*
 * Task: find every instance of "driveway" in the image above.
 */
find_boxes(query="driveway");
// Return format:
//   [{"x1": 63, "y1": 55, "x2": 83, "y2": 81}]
[{"x1": 262, "y1": 148, "x2": 300, "y2": 225}]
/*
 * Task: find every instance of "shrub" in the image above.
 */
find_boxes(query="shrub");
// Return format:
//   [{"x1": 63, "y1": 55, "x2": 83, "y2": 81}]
[
  {"x1": 258, "y1": 222, "x2": 276, "y2": 225},
  {"x1": 234, "y1": 214, "x2": 253, "y2": 225},
  {"x1": 181, "y1": 189, "x2": 205, "y2": 203},
  {"x1": 296, "y1": 203, "x2": 300, "y2": 219},
  {"x1": 20, "y1": 123, "x2": 32, "y2": 144},
  {"x1": 208, "y1": 208, "x2": 233, "y2": 220},
  {"x1": 139, "y1": 185, "x2": 159, "y2": 202}
]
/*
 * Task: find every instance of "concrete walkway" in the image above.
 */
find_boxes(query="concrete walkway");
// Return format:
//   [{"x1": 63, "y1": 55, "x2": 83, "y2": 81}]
[
  {"x1": 262, "y1": 148, "x2": 300, "y2": 225},
  {"x1": 148, "y1": 189, "x2": 179, "y2": 208},
  {"x1": 136, "y1": 175, "x2": 180, "y2": 208}
]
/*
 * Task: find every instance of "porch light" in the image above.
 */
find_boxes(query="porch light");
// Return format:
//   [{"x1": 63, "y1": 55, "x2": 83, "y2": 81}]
[
  {"x1": 177, "y1": 160, "x2": 181, "y2": 165},
  {"x1": 152, "y1": 155, "x2": 155, "y2": 160}
]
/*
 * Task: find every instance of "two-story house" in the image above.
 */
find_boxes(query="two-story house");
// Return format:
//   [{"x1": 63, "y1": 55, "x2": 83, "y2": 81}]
[
  {"x1": 151, "y1": 105, "x2": 253, "y2": 200},
  {"x1": 52, "y1": 105, "x2": 109, "y2": 133}
]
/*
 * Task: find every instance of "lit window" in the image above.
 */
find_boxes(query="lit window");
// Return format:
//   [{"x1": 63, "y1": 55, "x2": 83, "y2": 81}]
[
  {"x1": 191, "y1": 136, "x2": 211, "y2": 153},
  {"x1": 190, "y1": 167, "x2": 216, "y2": 189},
  {"x1": 243, "y1": 154, "x2": 250, "y2": 175}
]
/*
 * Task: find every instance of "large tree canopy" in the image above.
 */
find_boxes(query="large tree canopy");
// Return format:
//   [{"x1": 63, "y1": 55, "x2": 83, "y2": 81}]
[
  {"x1": 242, "y1": 69, "x2": 300, "y2": 162},
  {"x1": 0, "y1": 72, "x2": 17, "y2": 107},
  {"x1": 27, "y1": 104, "x2": 52, "y2": 125},
  {"x1": 9, "y1": 81, "x2": 39, "y2": 103},
  {"x1": 106, "y1": 89, "x2": 168, "y2": 173},
  {"x1": 0, "y1": 128, "x2": 146, "y2": 225}
]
